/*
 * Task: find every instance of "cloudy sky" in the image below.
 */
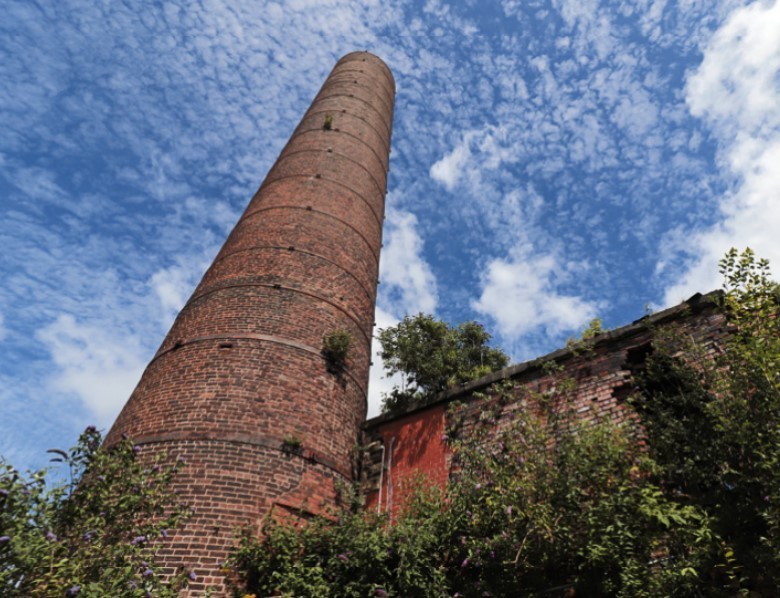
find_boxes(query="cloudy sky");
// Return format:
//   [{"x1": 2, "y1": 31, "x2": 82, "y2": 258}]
[{"x1": 1, "y1": 0, "x2": 778, "y2": 471}]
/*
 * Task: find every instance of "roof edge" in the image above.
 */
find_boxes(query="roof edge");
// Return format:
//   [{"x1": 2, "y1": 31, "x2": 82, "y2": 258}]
[{"x1": 364, "y1": 289, "x2": 722, "y2": 429}]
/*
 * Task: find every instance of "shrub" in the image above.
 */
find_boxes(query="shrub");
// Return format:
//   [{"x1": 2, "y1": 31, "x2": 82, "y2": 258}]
[
  {"x1": 322, "y1": 329, "x2": 353, "y2": 365},
  {"x1": 0, "y1": 428, "x2": 192, "y2": 596}
]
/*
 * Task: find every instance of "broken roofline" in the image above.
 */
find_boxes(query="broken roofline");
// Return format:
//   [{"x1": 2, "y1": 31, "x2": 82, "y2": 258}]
[{"x1": 364, "y1": 289, "x2": 723, "y2": 428}]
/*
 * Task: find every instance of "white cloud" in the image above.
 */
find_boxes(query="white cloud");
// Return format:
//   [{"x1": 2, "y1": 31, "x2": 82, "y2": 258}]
[
  {"x1": 368, "y1": 205, "x2": 438, "y2": 417},
  {"x1": 430, "y1": 139, "x2": 471, "y2": 190},
  {"x1": 663, "y1": 1, "x2": 780, "y2": 304},
  {"x1": 686, "y1": 2, "x2": 780, "y2": 135},
  {"x1": 379, "y1": 205, "x2": 438, "y2": 316},
  {"x1": 36, "y1": 315, "x2": 147, "y2": 426},
  {"x1": 151, "y1": 268, "x2": 189, "y2": 317},
  {"x1": 366, "y1": 305, "x2": 403, "y2": 418},
  {"x1": 149, "y1": 257, "x2": 208, "y2": 326},
  {"x1": 472, "y1": 250, "x2": 599, "y2": 339},
  {"x1": 430, "y1": 127, "x2": 518, "y2": 193}
]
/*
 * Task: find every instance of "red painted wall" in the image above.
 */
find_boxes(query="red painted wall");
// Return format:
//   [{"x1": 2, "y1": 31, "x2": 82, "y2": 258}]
[{"x1": 365, "y1": 403, "x2": 449, "y2": 521}]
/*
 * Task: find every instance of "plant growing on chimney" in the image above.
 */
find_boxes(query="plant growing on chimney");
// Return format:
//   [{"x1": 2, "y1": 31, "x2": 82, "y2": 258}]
[
  {"x1": 323, "y1": 114, "x2": 334, "y2": 130},
  {"x1": 322, "y1": 329, "x2": 352, "y2": 366},
  {"x1": 281, "y1": 435, "x2": 302, "y2": 454}
]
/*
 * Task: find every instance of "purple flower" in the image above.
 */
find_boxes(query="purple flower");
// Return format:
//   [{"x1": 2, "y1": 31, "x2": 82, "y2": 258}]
[
  {"x1": 66, "y1": 586, "x2": 81, "y2": 597},
  {"x1": 152, "y1": 464, "x2": 159, "y2": 472},
  {"x1": 132, "y1": 535, "x2": 147, "y2": 545},
  {"x1": 160, "y1": 529, "x2": 168, "y2": 538},
  {"x1": 461, "y1": 558, "x2": 469, "y2": 568},
  {"x1": 441, "y1": 434, "x2": 449, "y2": 442},
  {"x1": 475, "y1": 483, "x2": 481, "y2": 490},
  {"x1": 0, "y1": 536, "x2": 10, "y2": 544},
  {"x1": 0, "y1": 489, "x2": 9, "y2": 497},
  {"x1": 85, "y1": 425, "x2": 97, "y2": 433},
  {"x1": 506, "y1": 505, "x2": 513, "y2": 516},
  {"x1": 143, "y1": 568, "x2": 154, "y2": 577},
  {"x1": 45, "y1": 531, "x2": 57, "y2": 542},
  {"x1": 375, "y1": 588, "x2": 388, "y2": 597},
  {"x1": 82, "y1": 530, "x2": 96, "y2": 541},
  {"x1": 188, "y1": 570, "x2": 197, "y2": 581},
  {"x1": 133, "y1": 445, "x2": 142, "y2": 454},
  {"x1": 337, "y1": 553, "x2": 349, "y2": 562}
]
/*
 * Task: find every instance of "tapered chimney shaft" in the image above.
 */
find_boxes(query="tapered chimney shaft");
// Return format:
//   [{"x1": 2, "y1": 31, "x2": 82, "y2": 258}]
[{"x1": 106, "y1": 51, "x2": 394, "y2": 593}]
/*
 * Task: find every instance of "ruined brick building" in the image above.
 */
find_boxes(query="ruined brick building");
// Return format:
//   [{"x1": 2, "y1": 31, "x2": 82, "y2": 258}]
[{"x1": 106, "y1": 52, "x2": 725, "y2": 594}]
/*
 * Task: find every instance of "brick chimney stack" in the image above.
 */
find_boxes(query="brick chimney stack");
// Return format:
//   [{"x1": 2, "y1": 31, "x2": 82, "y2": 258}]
[{"x1": 106, "y1": 51, "x2": 394, "y2": 593}]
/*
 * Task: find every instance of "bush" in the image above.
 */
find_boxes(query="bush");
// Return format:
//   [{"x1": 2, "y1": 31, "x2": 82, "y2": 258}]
[
  {"x1": 227, "y1": 381, "x2": 709, "y2": 597},
  {"x1": 322, "y1": 329, "x2": 353, "y2": 366},
  {"x1": 631, "y1": 248, "x2": 780, "y2": 593},
  {"x1": 0, "y1": 428, "x2": 192, "y2": 596},
  {"x1": 227, "y1": 248, "x2": 780, "y2": 596}
]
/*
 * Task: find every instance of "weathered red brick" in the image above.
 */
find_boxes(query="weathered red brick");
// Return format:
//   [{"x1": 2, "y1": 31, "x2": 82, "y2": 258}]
[{"x1": 106, "y1": 52, "x2": 394, "y2": 595}]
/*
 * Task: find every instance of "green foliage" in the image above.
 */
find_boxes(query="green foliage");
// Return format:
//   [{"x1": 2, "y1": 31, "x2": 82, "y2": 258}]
[
  {"x1": 322, "y1": 329, "x2": 353, "y2": 365},
  {"x1": 281, "y1": 435, "x2": 302, "y2": 453},
  {"x1": 227, "y1": 481, "x2": 450, "y2": 597},
  {"x1": 378, "y1": 314, "x2": 509, "y2": 413},
  {"x1": 227, "y1": 381, "x2": 709, "y2": 597},
  {"x1": 631, "y1": 248, "x2": 780, "y2": 594},
  {"x1": 443, "y1": 384, "x2": 709, "y2": 597},
  {"x1": 227, "y1": 248, "x2": 779, "y2": 596},
  {"x1": 566, "y1": 317, "x2": 605, "y2": 350},
  {"x1": 0, "y1": 427, "x2": 192, "y2": 596},
  {"x1": 323, "y1": 114, "x2": 334, "y2": 130}
]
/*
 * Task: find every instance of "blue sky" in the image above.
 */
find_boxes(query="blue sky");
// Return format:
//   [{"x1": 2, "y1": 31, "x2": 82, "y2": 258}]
[{"x1": 1, "y1": 0, "x2": 779, "y2": 472}]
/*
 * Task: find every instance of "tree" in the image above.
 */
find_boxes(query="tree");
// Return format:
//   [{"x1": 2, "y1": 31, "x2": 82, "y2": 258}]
[
  {"x1": 378, "y1": 314, "x2": 509, "y2": 413},
  {"x1": 0, "y1": 428, "x2": 192, "y2": 596},
  {"x1": 631, "y1": 248, "x2": 780, "y2": 593}
]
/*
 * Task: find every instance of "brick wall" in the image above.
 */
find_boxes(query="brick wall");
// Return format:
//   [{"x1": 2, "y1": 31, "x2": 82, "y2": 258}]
[
  {"x1": 106, "y1": 51, "x2": 395, "y2": 594},
  {"x1": 364, "y1": 293, "x2": 727, "y2": 514}
]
